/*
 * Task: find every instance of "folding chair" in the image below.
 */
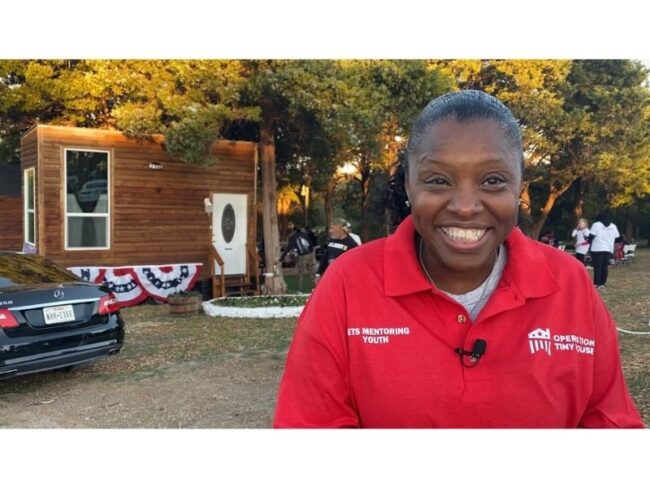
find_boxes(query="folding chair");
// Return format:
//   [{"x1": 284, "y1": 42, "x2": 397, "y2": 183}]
[{"x1": 623, "y1": 244, "x2": 637, "y2": 264}]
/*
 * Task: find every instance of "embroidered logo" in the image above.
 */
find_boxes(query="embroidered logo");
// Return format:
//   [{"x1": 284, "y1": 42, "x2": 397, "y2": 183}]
[
  {"x1": 528, "y1": 328, "x2": 596, "y2": 356},
  {"x1": 528, "y1": 328, "x2": 552, "y2": 356},
  {"x1": 347, "y1": 327, "x2": 410, "y2": 345}
]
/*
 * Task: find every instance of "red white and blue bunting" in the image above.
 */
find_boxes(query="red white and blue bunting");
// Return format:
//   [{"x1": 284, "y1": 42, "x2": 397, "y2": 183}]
[
  {"x1": 68, "y1": 263, "x2": 202, "y2": 306},
  {"x1": 70, "y1": 266, "x2": 105, "y2": 284},
  {"x1": 135, "y1": 264, "x2": 201, "y2": 301},
  {"x1": 102, "y1": 268, "x2": 147, "y2": 307}
]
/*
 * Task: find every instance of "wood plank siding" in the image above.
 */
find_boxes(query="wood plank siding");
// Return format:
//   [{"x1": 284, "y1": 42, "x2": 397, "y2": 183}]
[
  {"x1": 0, "y1": 128, "x2": 39, "y2": 252},
  {"x1": 0, "y1": 196, "x2": 22, "y2": 251},
  {"x1": 23, "y1": 125, "x2": 258, "y2": 277}
]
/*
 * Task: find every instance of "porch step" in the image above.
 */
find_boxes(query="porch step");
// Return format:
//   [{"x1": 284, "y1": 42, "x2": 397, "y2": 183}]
[{"x1": 196, "y1": 277, "x2": 260, "y2": 300}]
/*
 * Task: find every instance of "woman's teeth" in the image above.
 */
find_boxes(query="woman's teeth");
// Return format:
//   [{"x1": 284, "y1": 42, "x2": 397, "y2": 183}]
[{"x1": 441, "y1": 227, "x2": 486, "y2": 242}]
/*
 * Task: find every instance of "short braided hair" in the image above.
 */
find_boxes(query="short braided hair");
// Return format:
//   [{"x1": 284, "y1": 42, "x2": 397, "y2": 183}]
[{"x1": 405, "y1": 90, "x2": 524, "y2": 178}]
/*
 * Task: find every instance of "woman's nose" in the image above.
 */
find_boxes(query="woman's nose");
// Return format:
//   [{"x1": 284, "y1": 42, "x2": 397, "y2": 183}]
[{"x1": 447, "y1": 186, "x2": 483, "y2": 217}]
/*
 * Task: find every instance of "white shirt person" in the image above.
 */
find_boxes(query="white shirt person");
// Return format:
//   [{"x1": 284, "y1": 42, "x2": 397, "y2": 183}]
[{"x1": 590, "y1": 219, "x2": 619, "y2": 253}]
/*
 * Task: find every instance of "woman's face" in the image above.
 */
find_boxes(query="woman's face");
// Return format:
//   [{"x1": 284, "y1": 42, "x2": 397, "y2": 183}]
[{"x1": 405, "y1": 118, "x2": 522, "y2": 284}]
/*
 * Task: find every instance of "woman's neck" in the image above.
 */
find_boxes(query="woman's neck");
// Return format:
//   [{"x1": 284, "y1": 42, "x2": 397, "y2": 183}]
[{"x1": 418, "y1": 237, "x2": 499, "y2": 294}]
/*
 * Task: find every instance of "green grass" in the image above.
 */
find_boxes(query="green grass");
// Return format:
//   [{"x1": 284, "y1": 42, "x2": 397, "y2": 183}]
[
  {"x1": 597, "y1": 249, "x2": 650, "y2": 425},
  {"x1": 107, "y1": 305, "x2": 297, "y2": 378},
  {"x1": 213, "y1": 295, "x2": 308, "y2": 307},
  {"x1": 283, "y1": 271, "x2": 315, "y2": 294}
]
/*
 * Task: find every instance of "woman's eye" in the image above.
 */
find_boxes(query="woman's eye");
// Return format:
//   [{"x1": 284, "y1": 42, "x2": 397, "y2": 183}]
[
  {"x1": 424, "y1": 176, "x2": 450, "y2": 186},
  {"x1": 482, "y1": 176, "x2": 507, "y2": 187}
]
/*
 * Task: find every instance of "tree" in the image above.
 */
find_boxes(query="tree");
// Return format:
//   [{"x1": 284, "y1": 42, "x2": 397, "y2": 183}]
[
  {"x1": 237, "y1": 60, "x2": 355, "y2": 293},
  {"x1": 0, "y1": 60, "x2": 254, "y2": 164},
  {"x1": 274, "y1": 104, "x2": 346, "y2": 231},
  {"x1": 529, "y1": 60, "x2": 650, "y2": 237},
  {"x1": 1, "y1": 60, "x2": 101, "y2": 164},
  {"x1": 326, "y1": 60, "x2": 451, "y2": 241},
  {"x1": 107, "y1": 60, "x2": 257, "y2": 165},
  {"x1": 433, "y1": 59, "x2": 650, "y2": 239},
  {"x1": 572, "y1": 61, "x2": 650, "y2": 204}
]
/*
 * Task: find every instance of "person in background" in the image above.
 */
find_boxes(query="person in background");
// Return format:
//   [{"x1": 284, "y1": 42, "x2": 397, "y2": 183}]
[
  {"x1": 345, "y1": 221, "x2": 362, "y2": 245},
  {"x1": 589, "y1": 212, "x2": 619, "y2": 289},
  {"x1": 571, "y1": 218, "x2": 590, "y2": 265},
  {"x1": 613, "y1": 233, "x2": 628, "y2": 263},
  {"x1": 278, "y1": 226, "x2": 314, "y2": 293},
  {"x1": 305, "y1": 226, "x2": 318, "y2": 248},
  {"x1": 304, "y1": 225, "x2": 319, "y2": 277},
  {"x1": 540, "y1": 230, "x2": 556, "y2": 246},
  {"x1": 274, "y1": 89, "x2": 642, "y2": 428},
  {"x1": 314, "y1": 217, "x2": 358, "y2": 285}
]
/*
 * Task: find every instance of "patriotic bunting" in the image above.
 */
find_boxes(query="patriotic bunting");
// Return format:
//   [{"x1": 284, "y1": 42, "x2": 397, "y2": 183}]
[
  {"x1": 68, "y1": 266, "x2": 106, "y2": 284},
  {"x1": 135, "y1": 264, "x2": 201, "y2": 301},
  {"x1": 68, "y1": 263, "x2": 202, "y2": 306},
  {"x1": 102, "y1": 268, "x2": 148, "y2": 307}
]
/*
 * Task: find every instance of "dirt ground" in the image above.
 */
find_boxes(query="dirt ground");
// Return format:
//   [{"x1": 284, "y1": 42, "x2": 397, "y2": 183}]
[
  {"x1": 0, "y1": 354, "x2": 285, "y2": 428},
  {"x1": 0, "y1": 307, "x2": 295, "y2": 428}
]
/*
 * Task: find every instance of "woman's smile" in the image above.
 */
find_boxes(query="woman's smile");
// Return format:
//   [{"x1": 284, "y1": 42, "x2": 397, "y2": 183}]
[{"x1": 437, "y1": 226, "x2": 490, "y2": 251}]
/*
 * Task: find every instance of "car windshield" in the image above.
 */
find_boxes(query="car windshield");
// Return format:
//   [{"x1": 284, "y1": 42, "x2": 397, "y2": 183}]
[{"x1": 0, "y1": 253, "x2": 80, "y2": 289}]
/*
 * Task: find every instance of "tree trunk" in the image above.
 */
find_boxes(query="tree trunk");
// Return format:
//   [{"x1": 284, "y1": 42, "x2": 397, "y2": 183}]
[
  {"x1": 358, "y1": 154, "x2": 372, "y2": 242},
  {"x1": 259, "y1": 109, "x2": 287, "y2": 295},
  {"x1": 625, "y1": 205, "x2": 638, "y2": 241},
  {"x1": 625, "y1": 219, "x2": 634, "y2": 242},
  {"x1": 573, "y1": 178, "x2": 584, "y2": 220},
  {"x1": 530, "y1": 182, "x2": 573, "y2": 240},
  {"x1": 324, "y1": 177, "x2": 337, "y2": 231},
  {"x1": 359, "y1": 179, "x2": 372, "y2": 243}
]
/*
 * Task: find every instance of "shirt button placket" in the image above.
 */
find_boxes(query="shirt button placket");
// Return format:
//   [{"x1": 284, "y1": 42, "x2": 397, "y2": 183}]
[{"x1": 457, "y1": 314, "x2": 466, "y2": 324}]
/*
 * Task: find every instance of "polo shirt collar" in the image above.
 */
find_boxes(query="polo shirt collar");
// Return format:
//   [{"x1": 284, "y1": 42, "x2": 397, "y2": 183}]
[
  {"x1": 500, "y1": 226, "x2": 560, "y2": 300},
  {"x1": 383, "y1": 216, "x2": 559, "y2": 299},
  {"x1": 383, "y1": 216, "x2": 434, "y2": 296}
]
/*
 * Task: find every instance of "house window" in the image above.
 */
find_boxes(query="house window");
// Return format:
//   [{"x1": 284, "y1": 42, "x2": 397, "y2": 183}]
[
  {"x1": 65, "y1": 149, "x2": 110, "y2": 249},
  {"x1": 24, "y1": 167, "x2": 36, "y2": 245}
]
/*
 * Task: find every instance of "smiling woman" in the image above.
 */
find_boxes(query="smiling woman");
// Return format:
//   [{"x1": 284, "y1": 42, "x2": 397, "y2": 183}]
[
  {"x1": 406, "y1": 117, "x2": 521, "y2": 295},
  {"x1": 273, "y1": 90, "x2": 644, "y2": 429}
]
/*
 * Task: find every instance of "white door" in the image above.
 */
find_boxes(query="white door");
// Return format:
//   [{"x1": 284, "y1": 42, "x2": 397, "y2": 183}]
[{"x1": 211, "y1": 193, "x2": 248, "y2": 275}]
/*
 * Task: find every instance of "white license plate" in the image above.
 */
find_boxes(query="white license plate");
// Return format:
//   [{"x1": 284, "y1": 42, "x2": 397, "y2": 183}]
[{"x1": 43, "y1": 304, "x2": 75, "y2": 325}]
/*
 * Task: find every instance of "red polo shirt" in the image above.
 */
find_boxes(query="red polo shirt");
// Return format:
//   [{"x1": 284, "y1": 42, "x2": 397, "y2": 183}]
[{"x1": 273, "y1": 216, "x2": 644, "y2": 428}]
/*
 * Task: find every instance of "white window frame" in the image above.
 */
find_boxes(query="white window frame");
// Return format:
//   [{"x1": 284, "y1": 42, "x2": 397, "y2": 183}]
[
  {"x1": 23, "y1": 167, "x2": 36, "y2": 246},
  {"x1": 64, "y1": 148, "x2": 111, "y2": 251}
]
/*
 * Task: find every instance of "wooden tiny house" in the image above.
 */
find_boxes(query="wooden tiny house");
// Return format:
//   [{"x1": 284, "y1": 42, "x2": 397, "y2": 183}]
[{"x1": 20, "y1": 125, "x2": 259, "y2": 298}]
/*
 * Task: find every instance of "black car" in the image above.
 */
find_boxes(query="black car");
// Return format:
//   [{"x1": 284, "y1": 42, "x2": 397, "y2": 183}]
[{"x1": 0, "y1": 253, "x2": 124, "y2": 379}]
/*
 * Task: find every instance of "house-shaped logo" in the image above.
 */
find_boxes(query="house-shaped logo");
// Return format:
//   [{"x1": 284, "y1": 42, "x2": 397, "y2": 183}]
[{"x1": 528, "y1": 328, "x2": 552, "y2": 356}]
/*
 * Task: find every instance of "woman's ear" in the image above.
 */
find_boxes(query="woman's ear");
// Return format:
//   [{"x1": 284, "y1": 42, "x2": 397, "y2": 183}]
[{"x1": 404, "y1": 165, "x2": 412, "y2": 204}]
